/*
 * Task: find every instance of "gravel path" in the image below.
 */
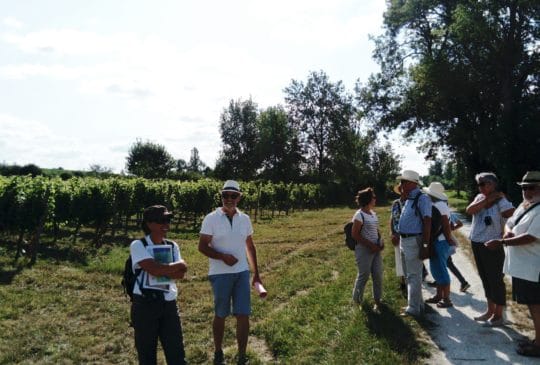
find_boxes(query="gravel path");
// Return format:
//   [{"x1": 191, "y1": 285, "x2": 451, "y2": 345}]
[{"x1": 422, "y1": 221, "x2": 537, "y2": 364}]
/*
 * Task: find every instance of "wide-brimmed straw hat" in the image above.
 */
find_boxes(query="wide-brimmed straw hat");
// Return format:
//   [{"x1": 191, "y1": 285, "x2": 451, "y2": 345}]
[
  {"x1": 516, "y1": 171, "x2": 540, "y2": 186},
  {"x1": 396, "y1": 170, "x2": 421, "y2": 184},
  {"x1": 422, "y1": 182, "x2": 448, "y2": 201}
]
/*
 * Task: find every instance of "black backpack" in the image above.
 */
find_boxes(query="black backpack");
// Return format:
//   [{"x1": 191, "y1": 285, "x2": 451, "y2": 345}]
[
  {"x1": 344, "y1": 212, "x2": 364, "y2": 250},
  {"x1": 121, "y1": 237, "x2": 172, "y2": 301}
]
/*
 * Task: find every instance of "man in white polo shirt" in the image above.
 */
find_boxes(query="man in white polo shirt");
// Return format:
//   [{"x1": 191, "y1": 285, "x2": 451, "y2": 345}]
[{"x1": 199, "y1": 180, "x2": 262, "y2": 365}]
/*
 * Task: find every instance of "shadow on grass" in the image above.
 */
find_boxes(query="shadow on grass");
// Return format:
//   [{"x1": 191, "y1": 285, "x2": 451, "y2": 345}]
[
  {"x1": 363, "y1": 302, "x2": 432, "y2": 363},
  {"x1": 0, "y1": 265, "x2": 23, "y2": 285}
]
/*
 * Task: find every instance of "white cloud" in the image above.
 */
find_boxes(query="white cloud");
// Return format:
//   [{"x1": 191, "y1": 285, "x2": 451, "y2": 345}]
[{"x1": 2, "y1": 17, "x2": 23, "y2": 29}]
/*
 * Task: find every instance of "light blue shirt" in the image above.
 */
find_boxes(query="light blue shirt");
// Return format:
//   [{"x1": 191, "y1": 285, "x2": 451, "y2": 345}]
[{"x1": 398, "y1": 188, "x2": 432, "y2": 234}]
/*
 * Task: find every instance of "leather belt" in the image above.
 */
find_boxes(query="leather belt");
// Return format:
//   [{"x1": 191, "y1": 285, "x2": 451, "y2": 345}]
[{"x1": 400, "y1": 233, "x2": 421, "y2": 238}]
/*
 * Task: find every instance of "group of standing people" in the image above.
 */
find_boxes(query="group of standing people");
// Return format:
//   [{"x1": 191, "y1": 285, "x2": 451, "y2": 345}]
[
  {"x1": 128, "y1": 180, "x2": 262, "y2": 365},
  {"x1": 124, "y1": 169, "x2": 540, "y2": 364},
  {"x1": 350, "y1": 169, "x2": 540, "y2": 358}
]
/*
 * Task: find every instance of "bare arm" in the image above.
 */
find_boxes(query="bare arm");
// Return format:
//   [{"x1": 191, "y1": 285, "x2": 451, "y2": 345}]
[
  {"x1": 246, "y1": 235, "x2": 261, "y2": 285},
  {"x1": 485, "y1": 233, "x2": 537, "y2": 249},
  {"x1": 501, "y1": 207, "x2": 515, "y2": 219},
  {"x1": 198, "y1": 234, "x2": 238, "y2": 266},
  {"x1": 138, "y1": 258, "x2": 187, "y2": 279}
]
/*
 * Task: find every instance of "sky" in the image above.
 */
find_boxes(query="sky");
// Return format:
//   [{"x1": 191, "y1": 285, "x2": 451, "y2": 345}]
[{"x1": 0, "y1": 0, "x2": 429, "y2": 176}]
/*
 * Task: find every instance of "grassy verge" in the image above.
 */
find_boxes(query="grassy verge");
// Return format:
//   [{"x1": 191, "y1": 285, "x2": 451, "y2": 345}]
[{"x1": 0, "y1": 207, "x2": 434, "y2": 364}]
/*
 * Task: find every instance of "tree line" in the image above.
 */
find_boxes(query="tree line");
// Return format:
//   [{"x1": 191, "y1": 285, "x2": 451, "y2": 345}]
[
  {"x1": 0, "y1": 176, "x2": 322, "y2": 264},
  {"x1": 125, "y1": 71, "x2": 401, "y2": 202}
]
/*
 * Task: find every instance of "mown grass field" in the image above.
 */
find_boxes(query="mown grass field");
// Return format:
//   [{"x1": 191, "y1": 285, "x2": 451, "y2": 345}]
[{"x1": 0, "y1": 205, "x2": 438, "y2": 364}]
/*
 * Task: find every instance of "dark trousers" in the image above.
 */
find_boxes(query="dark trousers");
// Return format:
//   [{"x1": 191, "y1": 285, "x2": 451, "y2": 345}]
[
  {"x1": 131, "y1": 295, "x2": 187, "y2": 365},
  {"x1": 447, "y1": 256, "x2": 467, "y2": 285},
  {"x1": 471, "y1": 242, "x2": 506, "y2": 305}
]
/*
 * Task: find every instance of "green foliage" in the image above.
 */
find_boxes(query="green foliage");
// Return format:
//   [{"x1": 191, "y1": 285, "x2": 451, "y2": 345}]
[
  {"x1": 285, "y1": 70, "x2": 358, "y2": 181},
  {"x1": 0, "y1": 207, "x2": 433, "y2": 364},
  {"x1": 125, "y1": 139, "x2": 176, "y2": 178},
  {"x1": 0, "y1": 176, "x2": 324, "y2": 248},
  {"x1": 358, "y1": 0, "x2": 540, "y2": 198},
  {"x1": 257, "y1": 106, "x2": 303, "y2": 182},
  {"x1": 214, "y1": 98, "x2": 260, "y2": 179}
]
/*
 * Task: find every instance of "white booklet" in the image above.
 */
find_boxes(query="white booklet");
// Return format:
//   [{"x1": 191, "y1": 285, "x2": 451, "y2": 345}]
[{"x1": 144, "y1": 244, "x2": 174, "y2": 288}]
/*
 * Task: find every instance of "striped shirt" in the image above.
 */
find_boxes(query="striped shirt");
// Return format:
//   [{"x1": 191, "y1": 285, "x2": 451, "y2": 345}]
[{"x1": 353, "y1": 209, "x2": 379, "y2": 244}]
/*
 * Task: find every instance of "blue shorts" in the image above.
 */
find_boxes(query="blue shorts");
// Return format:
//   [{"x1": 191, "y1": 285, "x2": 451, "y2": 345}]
[
  {"x1": 429, "y1": 240, "x2": 451, "y2": 285},
  {"x1": 209, "y1": 270, "x2": 251, "y2": 317}
]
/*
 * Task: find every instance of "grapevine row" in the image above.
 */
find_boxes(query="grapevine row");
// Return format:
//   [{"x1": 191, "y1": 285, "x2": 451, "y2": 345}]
[{"x1": 0, "y1": 176, "x2": 322, "y2": 263}]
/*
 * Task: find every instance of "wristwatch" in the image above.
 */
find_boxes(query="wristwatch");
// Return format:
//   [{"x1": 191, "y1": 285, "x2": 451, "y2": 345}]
[{"x1": 422, "y1": 243, "x2": 429, "y2": 248}]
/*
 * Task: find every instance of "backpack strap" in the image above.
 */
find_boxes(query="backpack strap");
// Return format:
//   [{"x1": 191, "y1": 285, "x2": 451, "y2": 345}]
[
  {"x1": 134, "y1": 237, "x2": 149, "y2": 292},
  {"x1": 514, "y1": 202, "x2": 540, "y2": 226}
]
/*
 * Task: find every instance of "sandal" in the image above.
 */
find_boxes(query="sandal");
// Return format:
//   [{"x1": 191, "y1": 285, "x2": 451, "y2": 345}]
[
  {"x1": 516, "y1": 342, "x2": 540, "y2": 357},
  {"x1": 425, "y1": 296, "x2": 442, "y2": 304},
  {"x1": 436, "y1": 299, "x2": 453, "y2": 308}
]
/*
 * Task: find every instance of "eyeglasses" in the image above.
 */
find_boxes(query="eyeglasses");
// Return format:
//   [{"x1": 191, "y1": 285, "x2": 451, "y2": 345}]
[
  {"x1": 152, "y1": 217, "x2": 172, "y2": 224},
  {"x1": 521, "y1": 185, "x2": 538, "y2": 191},
  {"x1": 222, "y1": 193, "x2": 239, "y2": 199}
]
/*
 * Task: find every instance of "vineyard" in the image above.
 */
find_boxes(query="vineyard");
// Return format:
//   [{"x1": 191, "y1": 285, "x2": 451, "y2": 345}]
[{"x1": 0, "y1": 176, "x2": 322, "y2": 264}]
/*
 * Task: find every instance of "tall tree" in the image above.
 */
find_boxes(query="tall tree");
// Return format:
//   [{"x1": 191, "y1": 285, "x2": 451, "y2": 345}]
[
  {"x1": 187, "y1": 147, "x2": 207, "y2": 173},
  {"x1": 214, "y1": 98, "x2": 259, "y2": 179},
  {"x1": 357, "y1": 0, "x2": 540, "y2": 196},
  {"x1": 125, "y1": 139, "x2": 175, "y2": 179},
  {"x1": 257, "y1": 106, "x2": 303, "y2": 182},
  {"x1": 285, "y1": 70, "x2": 357, "y2": 181}
]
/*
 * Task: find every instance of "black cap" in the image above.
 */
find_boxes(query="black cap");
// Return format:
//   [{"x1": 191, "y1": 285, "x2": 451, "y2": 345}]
[{"x1": 143, "y1": 205, "x2": 173, "y2": 223}]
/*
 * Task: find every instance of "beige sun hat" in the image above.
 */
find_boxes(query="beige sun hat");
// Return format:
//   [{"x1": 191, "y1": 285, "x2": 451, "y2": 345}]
[
  {"x1": 396, "y1": 170, "x2": 421, "y2": 184},
  {"x1": 516, "y1": 171, "x2": 540, "y2": 186},
  {"x1": 422, "y1": 182, "x2": 448, "y2": 201}
]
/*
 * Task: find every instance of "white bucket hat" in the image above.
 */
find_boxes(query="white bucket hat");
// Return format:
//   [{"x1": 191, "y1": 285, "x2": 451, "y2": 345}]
[
  {"x1": 422, "y1": 182, "x2": 448, "y2": 201},
  {"x1": 222, "y1": 180, "x2": 241, "y2": 193},
  {"x1": 396, "y1": 170, "x2": 421, "y2": 184}
]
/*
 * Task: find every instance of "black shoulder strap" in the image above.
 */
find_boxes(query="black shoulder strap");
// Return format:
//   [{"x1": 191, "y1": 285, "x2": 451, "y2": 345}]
[
  {"x1": 134, "y1": 237, "x2": 149, "y2": 290},
  {"x1": 514, "y1": 202, "x2": 540, "y2": 226}
]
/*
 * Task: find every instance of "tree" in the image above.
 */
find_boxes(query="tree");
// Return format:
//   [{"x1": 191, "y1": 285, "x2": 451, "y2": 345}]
[
  {"x1": 257, "y1": 106, "x2": 303, "y2": 182},
  {"x1": 125, "y1": 139, "x2": 175, "y2": 179},
  {"x1": 357, "y1": 0, "x2": 540, "y2": 197},
  {"x1": 187, "y1": 147, "x2": 207, "y2": 173},
  {"x1": 285, "y1": 70, "x2": 357, "y2": 182},
  {"x1": 88, "y1": 164, "x2": 113, "y2": 177},
  {"x1": 214, "y1": 98, "x2": 260, "y2": 179}
]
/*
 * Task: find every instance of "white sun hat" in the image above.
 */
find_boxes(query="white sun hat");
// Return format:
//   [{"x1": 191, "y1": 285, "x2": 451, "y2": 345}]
[{"x1": 422, "y1": 182, "x2": 448, "y2": 201}]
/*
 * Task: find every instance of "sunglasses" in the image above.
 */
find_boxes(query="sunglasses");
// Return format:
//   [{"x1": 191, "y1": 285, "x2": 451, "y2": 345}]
[
  {"x1": 222, "y1": 193, "x2": 239, "y2": 199},
  {"x1": 521, "y1": 185, "x2": 538, "y2": 191},
  {"x1": 152, "y1": 217, "x2": 172, "y2": 224},
  {"x1": 477, "y1": 181, "x2": 490, "y2": 187}
]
